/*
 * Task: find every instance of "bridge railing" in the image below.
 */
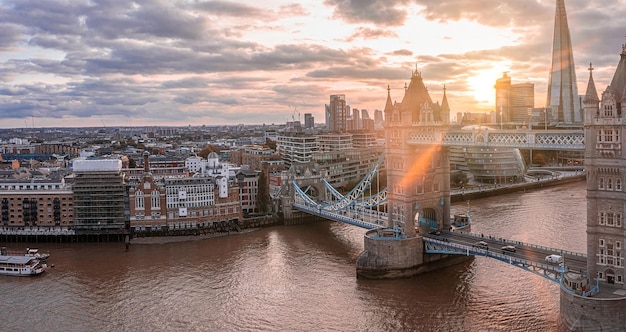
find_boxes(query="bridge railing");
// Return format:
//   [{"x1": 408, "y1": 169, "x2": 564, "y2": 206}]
[
  {"x1": 424, "y1": 237, "x2": 565, "y2": 282},
  {"x1": 450, "y1": 229, "x2": 586, "y2": 258},
  {"x1": 407, "y1": 129, "x2": 585, "y2": 150}
]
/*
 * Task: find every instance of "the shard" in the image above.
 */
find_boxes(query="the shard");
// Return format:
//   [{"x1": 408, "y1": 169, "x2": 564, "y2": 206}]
[{"x1": 546, "y1": 0, "x2": 582, "y2": 125}]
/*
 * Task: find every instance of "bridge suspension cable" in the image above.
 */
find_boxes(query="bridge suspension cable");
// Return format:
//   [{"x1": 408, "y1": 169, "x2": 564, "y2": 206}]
[{"x1": 321, "y1": 154, "x2": 385, "y2": 211}]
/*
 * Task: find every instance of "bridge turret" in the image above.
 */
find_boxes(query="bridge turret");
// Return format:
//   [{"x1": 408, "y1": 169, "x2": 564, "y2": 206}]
[{"x1": 582, "y1": 63, "x2": 599, "y2": 125}]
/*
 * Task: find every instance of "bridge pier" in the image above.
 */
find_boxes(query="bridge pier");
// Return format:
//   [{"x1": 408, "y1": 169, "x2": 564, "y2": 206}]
[
  {"x1": 356, "y1": 228, "x2": 471, "y2": 279},
  {"x1": 559, "y1": 287, "x2": 626, "y2": 331}
]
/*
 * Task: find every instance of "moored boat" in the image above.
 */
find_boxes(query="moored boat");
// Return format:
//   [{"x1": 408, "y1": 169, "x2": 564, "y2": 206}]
[
  {"x1": 25, "y1": 248, "x2": 50, "y2": 261},
  {"x1": 0, "y1": 248, "x2": 47, "y2": 276}
]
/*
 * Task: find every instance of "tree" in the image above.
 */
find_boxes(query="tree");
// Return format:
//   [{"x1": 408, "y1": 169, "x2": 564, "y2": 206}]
[
  {"x1": 198, "y1": 145, "x2": 221, "y2": 159},
  {"x1": 451, "y1": 171, "x2": 468, "y2": 187},
  {"x1": 265, "y1": 138, "x2": 277, "y2": 150},
  {"x1": 256, "y1": 171, "x2": 270, "y2": 214}
]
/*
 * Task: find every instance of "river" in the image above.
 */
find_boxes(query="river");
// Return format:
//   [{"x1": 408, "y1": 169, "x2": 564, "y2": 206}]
[{"x1": 0, "y1": 180, "x2": 586, "y2": 332}]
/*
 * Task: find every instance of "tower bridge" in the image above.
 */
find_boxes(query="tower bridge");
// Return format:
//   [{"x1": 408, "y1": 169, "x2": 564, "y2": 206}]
[{"x1": 285, "y1": 39, "x2": 626, "y2": 329}]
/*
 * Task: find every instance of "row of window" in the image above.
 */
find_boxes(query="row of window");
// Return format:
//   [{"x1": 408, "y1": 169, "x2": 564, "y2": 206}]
[
  {"x1": 134, "y1": 191, "x2": 161, "y2": 209},
  {"x1": 597, "y1": 128, "x2": 620, "y2": 142},
  {"x1": 597, "y1": 239, "x2": 623, "y2": 269},
  {"x1": 168, "y1": 205, "x2": 239, "y2": 219},
  {"x1": 598, "y1": 177, "x2": 622, "y2": 191},
  {"x1": 0, "y1": 185, "x2": 64, "y2": 190},
  {"x1": 598, "y1": 212, "x2": 623, "y2": 227}
]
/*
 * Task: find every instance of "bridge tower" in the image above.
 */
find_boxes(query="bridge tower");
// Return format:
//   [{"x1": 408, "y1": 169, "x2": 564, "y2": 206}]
[
  {"x1": 559, "y1": 42, "x2": 626, "y2": 330},
  {"x1": 384, "y1": 69, "x2": 451, "y2": 234},
  {"x1": 357, "y1": 70, "x2": 465, "y2": 279}
]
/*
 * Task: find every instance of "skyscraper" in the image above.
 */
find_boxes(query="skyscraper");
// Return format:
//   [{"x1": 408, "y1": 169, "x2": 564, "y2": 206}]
[
  {"x1": 546, "y1": 0, "x2": 582, "y2": 125},
  {"x1": 328, "y1": 94, "x2": 347, "y2": 132},
  {"x1": 495, "y1": 72, "x2": 512, "y2": 125},
  {"x1": 511, "y1": 83, "x2": 534, "y2": 123}
]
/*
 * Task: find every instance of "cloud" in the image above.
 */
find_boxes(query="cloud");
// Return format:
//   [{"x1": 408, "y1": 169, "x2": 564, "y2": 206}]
[
  {"x1": 0, "y1": 0, "x2": 625, "y2": 127},
  {"x1": 324, "y1": 0, "x2": 410, "y2": 27}
]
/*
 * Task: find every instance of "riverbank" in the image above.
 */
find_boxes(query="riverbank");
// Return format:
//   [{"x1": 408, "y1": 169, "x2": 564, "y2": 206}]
[
  {"x1": 451, "y1": 173, "x2": 585, "y2": 203},
  {"x1": 130, "y1": 228, "x2": 261, "y2": 245}
]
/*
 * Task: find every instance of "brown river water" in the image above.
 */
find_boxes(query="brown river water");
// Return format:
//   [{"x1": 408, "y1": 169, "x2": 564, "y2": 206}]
[{"x1": 0, "y1": 181, "x2": 586, "y2": 331}]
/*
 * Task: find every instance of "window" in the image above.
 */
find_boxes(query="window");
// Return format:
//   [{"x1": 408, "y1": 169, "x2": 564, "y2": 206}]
[
  {"x1": 604, "y1": 104, "x2": 614, "y2": 117},
  {"x1": 151, "y1": 191, "x2": 160, "y2": 209},
  {"x1": 135, "y1": 191, "x2": 144, "y2": 209},
  {"x1": 617, "y1": 178, "x2": 622, "y2": 191},
  {"x1": 605, "y1": 129, "x2": 614, "y2": 142},
  {"x1": 599, "y1": 177, "x2": 605, "y2": 190},
  {"x1": 599, "y1": 212, "x2": 605, "y2": 225},
  {"x1": 600, "y1": 239, "x2": 605, "y2": 247}
]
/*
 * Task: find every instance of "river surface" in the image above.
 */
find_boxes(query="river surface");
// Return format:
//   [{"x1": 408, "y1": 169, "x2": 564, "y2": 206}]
[{"x1": 0, "y1": 181, "x2": 586, "y2": 332}]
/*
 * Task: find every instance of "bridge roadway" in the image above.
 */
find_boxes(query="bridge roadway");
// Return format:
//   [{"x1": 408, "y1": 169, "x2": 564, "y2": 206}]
[
  {"x1": 293, "y1": 202, "x2": 587, "y2": 284},
  {"x1": 422, "y1": 230, "x2": 587, "y2": 283}
]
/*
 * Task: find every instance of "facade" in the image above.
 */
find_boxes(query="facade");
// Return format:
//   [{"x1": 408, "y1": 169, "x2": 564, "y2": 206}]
[
  {"x1": 303, "y1": 113, "x2": 314, "y2": 129},
  {"x1": 510, "y1": 83, "x2": 534, "y2": 124},
  {"x1": 128, "y1": 153, "x2": 167, "y2": 232},
  {"x1": 583, "y1": 43, "x2": 626, "y2": 287},
  {"x1": 547, "y1": 0, "x2": 582, "y2": 125},
  {"x1": 328, "y1": 94, "x2": 347, "y2": 132},
  {"x1": 494, "y1": 72, "x2": 511, "y2": 125},
  {"x1": 351, "y1": 132, "x2": 378, "y2": 148},
  {"x1": 72, "y1": 159, "x2": 126, "y2": 232},
  {"x1": 0, "y1": 179, "x2": 74, "y2": 228},
  {"x1": 310, "y1": 146, "x2": 383, "y2": 188},
  {"x1": 276, "y1": 134, "x2": 319, "y2": 166},
  {"x1": 383, "y1": 69, "x2": 451, "y2": 235},
  {"x1": 163, "y1": 176, "x2": 241, "y2": 230},
  {"x1": 318, "y1": 134, "x2": 353, "y2": 151},
  {"x1": 236, "y1": 166, "x2": 259, "y2": 215},
  {"x1": 374, "y1": 109, "x2": 384, "y2": 129},
  {"x1": 494, "y1": 73, "x2": 535, "y2": 125}
]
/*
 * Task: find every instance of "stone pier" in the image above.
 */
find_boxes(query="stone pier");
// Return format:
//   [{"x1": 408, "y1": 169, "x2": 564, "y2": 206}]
[{"x1": 356, "y1": 228, "x2": 471, "y2": 279}]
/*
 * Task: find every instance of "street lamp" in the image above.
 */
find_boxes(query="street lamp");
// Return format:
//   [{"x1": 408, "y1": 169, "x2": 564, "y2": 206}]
[{"x1": 544, "y1": 108, "x2": 548, "y2": 130}]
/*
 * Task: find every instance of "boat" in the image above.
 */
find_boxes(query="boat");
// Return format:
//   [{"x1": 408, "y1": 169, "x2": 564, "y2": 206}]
[
  {"x1": 450, "y1": 201, "x2": 472, "y2": 230},
  {"x1": 0, "y1": 247, "x2": 47, "y2": 276},
  {"x1": 25, "y1": 248, "x2": 50, "y2": 261}
]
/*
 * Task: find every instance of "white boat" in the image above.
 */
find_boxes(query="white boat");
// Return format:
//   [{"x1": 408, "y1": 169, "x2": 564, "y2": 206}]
[
  {"x1": 451, "y1": 201, "x2": 471, "y2": 230},
  {"x1": 0, "y1": 252, "x2": 47, "y2": 276},
  {"x1": 25, "y1": 248, "x2": 50, "y2": 261},
  {"x1": 451, "y1": 212, "x2": 471, "y2": 229}
]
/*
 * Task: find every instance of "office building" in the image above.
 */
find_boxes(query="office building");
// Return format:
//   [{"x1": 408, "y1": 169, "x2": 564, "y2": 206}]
[
  {"x1": 546, "y1": 0, "x2": 582, "y2": 125},
  {"x1": 328, "y1": 94, "x2": 348, "y2": 132},
  {"x1": 72, "y1": 159, "x2": 126, "y2": 232},
  {"x1": 495, "y1": 73, "x2": 535, "y2": 125}
]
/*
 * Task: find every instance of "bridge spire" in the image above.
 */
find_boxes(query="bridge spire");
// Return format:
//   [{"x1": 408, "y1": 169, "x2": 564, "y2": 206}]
[{"x1": 583, "y1": 62, "x2": 599, "y2": 105}]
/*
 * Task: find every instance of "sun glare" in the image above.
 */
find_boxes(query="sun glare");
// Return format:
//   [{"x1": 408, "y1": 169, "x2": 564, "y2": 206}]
[{"x1": 466, "y1": 61, "x2": 513, "y2": 106}]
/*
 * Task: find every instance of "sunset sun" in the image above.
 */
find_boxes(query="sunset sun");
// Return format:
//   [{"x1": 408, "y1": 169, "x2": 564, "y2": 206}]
[{"x1": 466, "y1": 61, "x2": 513, "y2": 107}]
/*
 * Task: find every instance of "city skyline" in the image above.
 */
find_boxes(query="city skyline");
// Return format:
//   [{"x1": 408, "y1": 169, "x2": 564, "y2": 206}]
[{"x1": 1, "y1": 0, "x2": 625, "y2": 128}]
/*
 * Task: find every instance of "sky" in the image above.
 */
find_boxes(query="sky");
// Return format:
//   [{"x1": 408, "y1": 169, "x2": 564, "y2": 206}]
[{"x1": 1, "y1": 0, "x2": 625, "y2": 129}]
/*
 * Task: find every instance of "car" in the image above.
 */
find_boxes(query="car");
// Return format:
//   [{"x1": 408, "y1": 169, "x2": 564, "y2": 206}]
[
  {"x1": 473, "y1": 241, "x2": 488, "y2": 249},
  {"x1": 545, "y1": 254, "x2": 563, "y2": 264},
  {"x1": 501, "y1": 245, "x2": 516, "y2": 253},
  {"x1": 429, "y1": 230, "x2": 441, "y2": 235}
]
